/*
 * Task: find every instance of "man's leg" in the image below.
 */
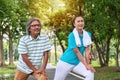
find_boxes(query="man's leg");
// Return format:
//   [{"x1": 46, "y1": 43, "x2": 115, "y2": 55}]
[
  {"x1": 33, "y1": 73, "x2": 48, "y2": 80},
  {"x1": 14, "y1": 69, "x2": 29, "y2": 80}
]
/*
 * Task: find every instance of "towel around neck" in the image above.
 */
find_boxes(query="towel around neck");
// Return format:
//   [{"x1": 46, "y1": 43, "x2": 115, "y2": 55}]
[{"x1": 73, "y1": 28, "x2": 92, "y2": 47}]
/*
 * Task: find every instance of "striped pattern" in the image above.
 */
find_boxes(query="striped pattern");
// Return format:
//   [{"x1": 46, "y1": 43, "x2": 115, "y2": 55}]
[{"x1": 17, "y1": 34, "x2": 51, "y2": 74}]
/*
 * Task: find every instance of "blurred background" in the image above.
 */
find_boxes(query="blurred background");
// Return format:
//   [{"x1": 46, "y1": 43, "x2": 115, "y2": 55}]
[{"x1": 0, "y1": 0, "x2": 120, "y2": 80}]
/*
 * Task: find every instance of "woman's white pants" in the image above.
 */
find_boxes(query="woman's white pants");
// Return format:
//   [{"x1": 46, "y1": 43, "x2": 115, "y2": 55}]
[{"x1": 54, "y1": 60, "x2": 94, "y2": 80}]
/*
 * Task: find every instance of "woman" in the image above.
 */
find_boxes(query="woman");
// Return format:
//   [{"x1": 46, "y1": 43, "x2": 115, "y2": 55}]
[{"x1": 54, "y1": 15, "x2": 96, "y2": 80}]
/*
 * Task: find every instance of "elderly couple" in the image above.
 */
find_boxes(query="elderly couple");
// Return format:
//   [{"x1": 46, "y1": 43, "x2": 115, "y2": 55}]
[{"x1": 14, "y1": 16, "x2": 95, "y2": 80}]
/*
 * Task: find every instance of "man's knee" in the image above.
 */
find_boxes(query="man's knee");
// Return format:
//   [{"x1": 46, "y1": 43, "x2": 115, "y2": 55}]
[{"x1": 14, "y1": 69, "x2": 29, "y2": 80}]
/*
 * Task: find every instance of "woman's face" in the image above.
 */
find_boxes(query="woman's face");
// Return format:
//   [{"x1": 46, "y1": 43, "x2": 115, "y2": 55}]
[{"x1": 73, "y1": 16, "x2": 84, "y2": 31}]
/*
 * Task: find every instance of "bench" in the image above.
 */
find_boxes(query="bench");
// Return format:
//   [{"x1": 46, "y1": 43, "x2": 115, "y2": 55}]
[{"x1": 69, "y1": 71, "x2": 85, "y2": 80}]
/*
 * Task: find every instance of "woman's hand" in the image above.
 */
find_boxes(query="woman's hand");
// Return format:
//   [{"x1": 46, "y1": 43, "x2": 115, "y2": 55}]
[
  {"x1": 88, "y1": 64, "x2": 96, "y2": 72},
  {"x1": 85, "y1": 64, "x2": 96, "y2": 72},
  {"x1": 90, "y1": 66, "x2": 96, "y2": 72}
]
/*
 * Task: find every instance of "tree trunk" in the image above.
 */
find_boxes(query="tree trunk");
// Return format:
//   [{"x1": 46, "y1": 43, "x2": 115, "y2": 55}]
[
  {"x1": 0, "y1": 32, "x2": 2, "y2": 66},
  {"x1": 116, "y1": 42, "x2": 119, "y2": 67},
  {"x1": 0, "y1": 31, "x2": 5, "y2": 66},
  {"x1": 55, "y1": 30, "x2": 65, "y2": 52},
  {"x1": 92, "y1": 34, "x2": 104, "y2": 67},
  {"x1": 57, "y1": 36, "x2": 65, "y2": 52},
  {"x1": 105, "y1": 35, "x2": 112, "y2": 66},
  {"x1": 9, "y1": 29, "x2": 14, "y2": 65},
  {"x1": 116, "y1": 20, "x2": 120, "y2": 67}
]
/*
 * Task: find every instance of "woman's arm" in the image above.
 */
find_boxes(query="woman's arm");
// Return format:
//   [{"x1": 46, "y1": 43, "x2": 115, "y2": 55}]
[
  {"x1": 73, "y1": 48, "x2": 96, "y2": 72},
  {"x1": 84, "y1": 46, "x2": 96, "y2": 72},
  {"x1": 73, "y1": 48, "x2": 90, "y2": 70},
  {"x1": 84, "y1": 45, "x2": 91, "y2": 64}
]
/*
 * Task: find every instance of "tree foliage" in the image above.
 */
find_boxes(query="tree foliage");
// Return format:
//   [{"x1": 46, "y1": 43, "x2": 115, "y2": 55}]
[
  {"x1": 0, "y1": 0, "x2": 120, "y2": 67},
  {"x1": 84, "y1": 0, "x2": 120, "y2": 67},
  {"x1": 0, "y1": 0, "x2": 28, "y2": 66}
]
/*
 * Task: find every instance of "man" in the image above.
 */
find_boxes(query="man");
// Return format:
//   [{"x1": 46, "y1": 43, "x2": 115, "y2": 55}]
[{"x1": 14, "y1": 18, "x2": 51, "y2": 80}]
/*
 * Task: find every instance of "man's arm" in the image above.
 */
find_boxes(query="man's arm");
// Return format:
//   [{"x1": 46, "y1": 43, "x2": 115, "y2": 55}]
[
  {"x1": 21, "y1": 54, "x2": 36, "y2": 72},
  {"x1": 42, "y1": 51, "x2": 49, "y2": 70}
]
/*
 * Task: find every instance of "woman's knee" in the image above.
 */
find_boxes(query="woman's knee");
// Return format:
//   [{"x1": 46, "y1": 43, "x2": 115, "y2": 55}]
[{"x1": 85, "y1": 71, "x2": 94, "y2": 80}]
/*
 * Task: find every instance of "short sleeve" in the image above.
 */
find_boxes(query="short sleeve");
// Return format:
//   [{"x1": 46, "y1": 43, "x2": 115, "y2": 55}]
[
  {"x1": 87, "y1": 32, "x2": 92, "y2": 39},
  {"x1": 18, "y1": 37, "x2": 28, "y2": 54},
  {"x1": 43, "y1": 35, "x2": 51, "y2": 52},
  {"x1": 68, "y1": 33, "x2": 78, "y2": 49}
]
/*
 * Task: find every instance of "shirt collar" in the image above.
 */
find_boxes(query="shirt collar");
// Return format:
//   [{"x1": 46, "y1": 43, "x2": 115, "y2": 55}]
[{"x1": 29, "y1": 35, "x2": 40, "y2": 40}]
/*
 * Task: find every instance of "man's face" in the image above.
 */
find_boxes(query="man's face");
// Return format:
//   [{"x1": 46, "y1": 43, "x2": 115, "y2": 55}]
[{"x1": 29, "y1": 20, "x2": 41, "y2": 36}]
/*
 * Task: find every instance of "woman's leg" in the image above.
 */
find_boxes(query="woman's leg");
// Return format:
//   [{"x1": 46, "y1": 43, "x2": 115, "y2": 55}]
[
  {"x1": 72, "y1": 62, "x2": 94, "y2": 80},
  {"x1": 14, "y1": 69, "x2": 29, "y2": 80},
  {"x1": 54, "y1": 60, "x2": 74, "y2": 80}
]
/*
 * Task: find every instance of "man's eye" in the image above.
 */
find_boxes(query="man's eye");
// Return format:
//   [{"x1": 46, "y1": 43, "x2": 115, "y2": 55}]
[{"x1": 30, "y1": 24, "x2": 40, "y2": 27}]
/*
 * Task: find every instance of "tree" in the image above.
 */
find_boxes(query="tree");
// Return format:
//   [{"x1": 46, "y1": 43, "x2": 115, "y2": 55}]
[
  {"x1": 84, "y1": 0, "x2": 120, "y2": 67},
  {"x1": 0, "y1": 0, "x2": 29, "y2": 66}
]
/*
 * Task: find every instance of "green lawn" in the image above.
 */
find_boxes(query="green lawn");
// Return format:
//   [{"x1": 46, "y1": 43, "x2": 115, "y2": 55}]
[
  {"x1": 0, "y1": 64, "x2": 16, "y2": 80},
  {"x1": 0, "y1": 64, "x2": 16, "y2": 74},
  {"x1": 95, "y1": 67, "x2": 120, "y2": 80}
]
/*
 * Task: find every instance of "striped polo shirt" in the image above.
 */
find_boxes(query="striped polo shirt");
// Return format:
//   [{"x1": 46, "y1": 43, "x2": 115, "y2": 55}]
[{"x1": 17, "y1": 34, "x2": 51, "y2": 74}]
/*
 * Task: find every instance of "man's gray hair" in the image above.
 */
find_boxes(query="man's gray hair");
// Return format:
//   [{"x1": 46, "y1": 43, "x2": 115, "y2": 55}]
[{"x1": 26, "y1": 17, "x2": 41, "y2": 35}]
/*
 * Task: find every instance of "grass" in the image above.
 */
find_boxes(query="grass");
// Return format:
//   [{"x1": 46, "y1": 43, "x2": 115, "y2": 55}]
[
  {"x1": 91, "y1": 58, "x2": 120, "y2": 80},
  {"x1": 0, "y1": 64, "x2": 16, "y2": 80},
  {"x1": 95, "y1": 67, "x2": 120, "y2": 80},
  {"x1": 0, "y1": 64, "x2": 16, "y2": 74},
  {"x1": 0, "y1": 61, "x2": 17, "y2": 74},
  {"x1": 91, "y1": 59, "x2": 120, "y2": 80}
]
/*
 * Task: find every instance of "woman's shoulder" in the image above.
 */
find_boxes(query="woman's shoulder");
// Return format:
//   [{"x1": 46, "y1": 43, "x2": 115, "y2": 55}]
[
  {"x1": 85, "y1": 31, "x2": 92, "y2": 38},
  {"x1": 87, "y1": 31, "x2": 91, "y2": 34},
  {"x1": 87, "y1": 31, "x2": 92, "y2": 37},
  {"x1": 68, "y1": 32, "x2": 74, "y2": 38}
]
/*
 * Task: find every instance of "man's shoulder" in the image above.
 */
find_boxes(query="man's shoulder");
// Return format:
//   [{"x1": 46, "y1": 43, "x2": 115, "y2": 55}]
[
  {"x1": 39, "y1": 34, "x2": 49, "y2": 39},
  {"x1": 39, "y1": 34, "x2": 46, "y2": 37},
  {"x1": 19, "y1": 35, "x2": 30, "y2": 41}
]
